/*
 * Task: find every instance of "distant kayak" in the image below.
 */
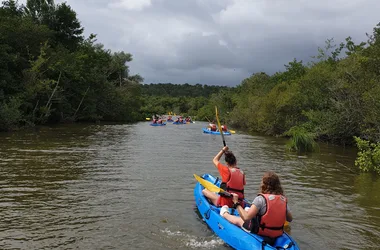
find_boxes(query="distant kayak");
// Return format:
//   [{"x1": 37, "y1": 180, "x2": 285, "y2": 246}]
[
  {"x1": 173, "y1": 121, "x2": 186, "y2": 125},
  {"x1": 202, "y1": 128, "x2": 231, "y2": 135},
  {"x1": 194, "y1": 173, "x2": 300, "y2": 250},
  {"x1": 150, "y1": 123, "x2": 166, "y2": 126}
]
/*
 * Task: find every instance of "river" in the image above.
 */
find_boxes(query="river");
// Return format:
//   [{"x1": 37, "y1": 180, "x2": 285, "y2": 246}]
[{"x1": 0, "y1": 122, "x2": 379, "y2": 249}]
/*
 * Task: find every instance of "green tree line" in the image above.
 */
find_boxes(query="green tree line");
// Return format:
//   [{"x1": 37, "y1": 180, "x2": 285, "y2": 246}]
[
  {"x1": 140, "y1": 83, "x2": 230, "y2": 119},
  {"x1": 0, "y1": 0, "x2": 143, "y2": 131},
  {"x1": 225, "y1": 29, "x2": 380, "y2": 146},
  {"x1": 141, "y1": 83, "x2": 229, "y2": 97}
]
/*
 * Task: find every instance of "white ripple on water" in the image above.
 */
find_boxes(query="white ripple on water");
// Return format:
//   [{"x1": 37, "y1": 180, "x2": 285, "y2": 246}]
[{"x1": 161, "y1": 228, "x2": 224, "y2": 249}]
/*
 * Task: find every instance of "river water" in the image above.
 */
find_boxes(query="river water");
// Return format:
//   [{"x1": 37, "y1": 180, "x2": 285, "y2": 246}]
[{"x1": 0, "y1": 122, "x2": 379, "y2": 250}]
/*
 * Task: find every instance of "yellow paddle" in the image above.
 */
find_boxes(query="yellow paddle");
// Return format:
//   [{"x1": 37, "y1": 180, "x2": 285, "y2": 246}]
[
  {"x1": 146, "y1": 118, "x2": 151, "y2": 121},
  {"x1": 229, "y1": 130, "x2": 236, "y2": 134},
  {"x1": 194, "y1": 174, "x2": 231, "y2": 197}
]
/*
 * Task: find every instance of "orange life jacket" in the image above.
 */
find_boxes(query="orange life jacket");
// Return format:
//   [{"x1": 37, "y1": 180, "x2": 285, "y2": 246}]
[{"x1": 257, "y1": 193, "x2": 287, "y2": 238}]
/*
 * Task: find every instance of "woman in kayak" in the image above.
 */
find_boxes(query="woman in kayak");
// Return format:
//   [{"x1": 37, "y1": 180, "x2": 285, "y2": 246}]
[
  {"x1": 221, "y1": 171, "x2": 293, "y2": 243},
  {"x1": 207, "y1": 120, "x2": 217, "y2": 131},
  {"x1": 202, "y1": 146, "x2": 246, "y2": 208}
]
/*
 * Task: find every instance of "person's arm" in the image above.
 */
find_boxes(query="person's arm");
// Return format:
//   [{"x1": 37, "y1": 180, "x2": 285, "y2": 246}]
[
  {"x1": 286, "y1": 204, "x2": 293, "y2": 222},
  {"x1": 212, "y1": 146, "x2": 228, "y2": 168},
  {"x1": 232, "y1": 193, "x2": 258, "y2": 221}
]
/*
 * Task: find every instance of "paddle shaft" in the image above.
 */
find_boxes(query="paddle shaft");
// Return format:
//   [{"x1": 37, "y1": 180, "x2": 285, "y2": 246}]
[{"x1": 215, "y1": 106, "x2": 226, "y2": 146}]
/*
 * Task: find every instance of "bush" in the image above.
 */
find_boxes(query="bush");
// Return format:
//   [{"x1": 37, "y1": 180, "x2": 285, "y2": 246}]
[
  {"x1": 284, "y1": 126, "x2": 319, "y2": 153},
  {"x1": 0, "y1": 97, "x2": 22, "y2": 131},
  {"x1": 354, "y1": 136, "x2": 380, "y2": 174}
]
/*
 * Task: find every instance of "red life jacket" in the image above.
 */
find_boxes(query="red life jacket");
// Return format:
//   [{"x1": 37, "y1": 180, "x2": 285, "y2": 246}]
[
  {"x1": 257, "y1": 193, "x2": 287, "y2": 238},
  {"x1": 221, "y1": 125, "x2": 228, "y2": 131},
  {"x1": 218, "y1": 168, "x2": 245, "y2": 207},
  {"x1": 211, "y1": 124, "x2": 217, "y2": 131},
  {"x1": 222, "y1": 168, "x2": 245, "y2": 200}
]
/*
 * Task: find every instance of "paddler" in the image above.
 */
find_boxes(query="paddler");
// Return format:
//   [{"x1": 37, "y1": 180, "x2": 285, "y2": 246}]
[
  {"x1": 208, "y1": 120, "x2": 217, "y2": 131},
  {"x1": 202, "y1": 146, "x2": 246, "y2": 208},
  {"x1": 221, "y1": 124, "x2": 228, "y2": 132},
  {"x1": 220, "y1": 171, "x2": 293, "y2": 246}
]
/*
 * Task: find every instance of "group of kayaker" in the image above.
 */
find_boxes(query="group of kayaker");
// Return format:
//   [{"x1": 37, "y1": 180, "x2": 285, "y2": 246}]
[
  {"x1": 152, "y1": 115, "x2": 164, "y2": 124},
  {"x1": 207, "y1": 120, "x2": 228, "y2": 132},
  {"x1": 173, "y1": 116, "x2": 193, "y2": 123},
  {"x1": 151, "y1": 114, "x2": 194, "y2": 124},
  {"x1": 202, "y1": 146, "x2": 292, "y2": 244}
]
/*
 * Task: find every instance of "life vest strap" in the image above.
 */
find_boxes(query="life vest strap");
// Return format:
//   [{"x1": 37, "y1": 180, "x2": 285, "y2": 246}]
[
  {"x1": 227, "y1": 187, "x2": 244, "y2": 194},
  {"x1": 259, "y1": 223, "x2": 284, "y2": 231}
]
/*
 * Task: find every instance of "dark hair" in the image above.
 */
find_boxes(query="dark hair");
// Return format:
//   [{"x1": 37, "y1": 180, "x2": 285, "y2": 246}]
[
  {"x1": 260, "y1": 171, "x2": 284, "y2": 195},
  {"x1": 224, "y1": 151, "x2": 237, "y2": 166}
]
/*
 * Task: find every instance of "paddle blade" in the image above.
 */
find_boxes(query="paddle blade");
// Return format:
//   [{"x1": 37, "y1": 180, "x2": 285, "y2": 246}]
[
  {"x1": 229, "y1": 130, "x2": 236, "y2": 134},
  {"x1": 146, "y1": 118, "x2": 151, "y2": 121},
  {"x1": 194, "y1": 174, "x2": 223, "y2": 193}
]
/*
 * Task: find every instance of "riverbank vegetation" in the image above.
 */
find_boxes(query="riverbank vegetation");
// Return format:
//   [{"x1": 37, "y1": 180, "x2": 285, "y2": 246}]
[
  {"x1": 0, "y1": 0, "x2": 143, "y2": 131},
  {"x1": 226, "y1": 29, "x2": 380, "y2": 147},
  {"x1": 223, "y1": 24, "x2": 380, "y2": 170}
]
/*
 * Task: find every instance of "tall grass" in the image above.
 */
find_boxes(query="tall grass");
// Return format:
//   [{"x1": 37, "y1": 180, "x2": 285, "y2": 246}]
[{"x1": 284, "y1": 126, "x2": 319, "y2": 153}]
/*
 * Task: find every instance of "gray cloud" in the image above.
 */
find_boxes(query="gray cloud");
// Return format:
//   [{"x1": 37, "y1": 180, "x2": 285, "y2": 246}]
[{"x1": 19, "y1": 0, "x2": 380, "y2": 85}]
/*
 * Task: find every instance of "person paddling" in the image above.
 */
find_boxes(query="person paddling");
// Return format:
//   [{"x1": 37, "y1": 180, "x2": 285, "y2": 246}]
[
  {"x1": 202, "y1": 146, "x2": 246, "y2": 208},
  {"x1": 221, "y1": 124, "x2": 228, "y2": 132},
  {"x1": 220, "y1": 171, "x2": 293, "y2": 246},
  {"x1": 208, "y1": 120, "x2": 217, "y2": 131}
]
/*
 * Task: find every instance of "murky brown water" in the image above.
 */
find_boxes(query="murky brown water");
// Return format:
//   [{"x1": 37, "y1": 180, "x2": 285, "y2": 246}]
[{"x1": 0, "y1": 122, "x2": 379, "y2": 249}]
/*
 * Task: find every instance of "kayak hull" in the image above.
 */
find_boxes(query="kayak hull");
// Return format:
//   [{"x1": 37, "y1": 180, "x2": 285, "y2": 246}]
[
  {"x1": 194, "y1": 173, "x2": 300, "y2": 250},
  {"x1": 149, "y1": 123, "x2": 166, "y2": 126},
  {"x1": 173, "y1": 121, "x2": 186, "y2": 125},
  {"x1": 202, "y1": 128, "x2": 231, "y2": 135}
]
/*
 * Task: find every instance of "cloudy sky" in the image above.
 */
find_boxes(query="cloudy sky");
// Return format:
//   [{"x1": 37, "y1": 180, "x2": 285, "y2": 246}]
[{"x1": 19, "y1": 0, "x2": 380, "y2": 86}]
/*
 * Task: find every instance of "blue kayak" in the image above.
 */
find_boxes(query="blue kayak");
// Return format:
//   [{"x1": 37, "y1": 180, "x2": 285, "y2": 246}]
[
  {"x1": 194, "y1": 173, "x2": 300, "y2": 250},
  {"x1": 173, "y1": 121, "x2": 186, "y2": 125},
  {"x1": 167, "y1": 119, "x2": 174, "y2": 122},
  {"x1": 149, "y1": 123, "x2": 166, "y2": 126},
  {"x1": 202, "y1": 128, "x2": 231, "y2": 135}
]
